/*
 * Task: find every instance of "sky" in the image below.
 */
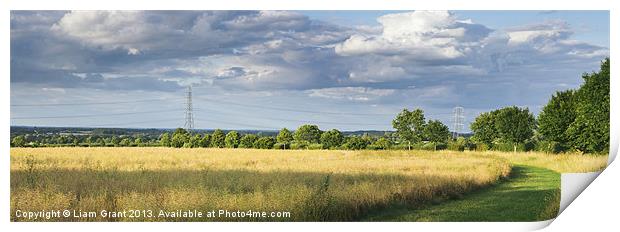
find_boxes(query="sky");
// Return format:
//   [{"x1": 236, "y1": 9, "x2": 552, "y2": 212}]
[{"x1": 10, "y1": 10, "x2": 610, "y2": 132}]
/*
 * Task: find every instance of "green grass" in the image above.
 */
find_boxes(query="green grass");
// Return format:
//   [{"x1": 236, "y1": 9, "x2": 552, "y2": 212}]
[{"x1": 365, "y1": 165, "x2": 560, "y2": 222}]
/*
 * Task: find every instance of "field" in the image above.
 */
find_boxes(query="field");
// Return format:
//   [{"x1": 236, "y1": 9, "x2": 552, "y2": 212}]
[{"x1": 10, "y1": 148, "x2": 607, "y2": 222}]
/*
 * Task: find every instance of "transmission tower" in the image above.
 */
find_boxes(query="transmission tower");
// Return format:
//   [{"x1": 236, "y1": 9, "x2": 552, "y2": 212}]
[
  {"x1": 184, "y1": 86, "x2": 195, "y2": 131},
  {"x1": 452, "y1": 106, "x2": 464, "y2": 138}
]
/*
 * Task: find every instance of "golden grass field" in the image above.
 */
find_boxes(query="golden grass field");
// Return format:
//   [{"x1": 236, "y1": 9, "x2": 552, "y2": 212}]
[{"x1": 10, "y1": 148, "x2": 608, "y2": 221}]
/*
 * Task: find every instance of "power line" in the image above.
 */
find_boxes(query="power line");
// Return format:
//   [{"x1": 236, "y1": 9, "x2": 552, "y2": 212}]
[
  {"x1": 203, "y1": 98, "x2": 396, "y2": 116},
  {"x1": 10, "y1": 98, "x2": 183, "y2": 107},
  {"x1": 10, "y1": 108, "x2": 184, "y2": 120},
  {"x1": 89, "y1": 118, "x2": 181, "y2": 128},
  {"x1": 196, "y1": 108, "x2": 390, "y2": 127},
  {"x1": 196, "y1": 118, "x2": 279, "y2": 130}
]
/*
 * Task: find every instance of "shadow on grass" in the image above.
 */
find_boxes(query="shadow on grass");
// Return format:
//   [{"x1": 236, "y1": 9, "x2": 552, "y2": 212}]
[
  {"x1": 11, "y1": 168, "x2": 494, "y2": 222},
  {"x1": 365, "y1": 165, "x2": 561, "y2": 222}
]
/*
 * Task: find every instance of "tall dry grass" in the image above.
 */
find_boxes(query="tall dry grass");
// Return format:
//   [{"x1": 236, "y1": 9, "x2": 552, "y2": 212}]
[
  {"x1": 10, "y1": 148, "x2": 607, "y2": 221},
  {"x1": 11, "y1": 147, "x2": 513, "y2": 221}
]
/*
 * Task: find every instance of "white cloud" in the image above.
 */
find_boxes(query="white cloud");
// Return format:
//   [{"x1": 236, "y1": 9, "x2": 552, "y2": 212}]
[
  {"x1": 335, "y1": 11, "x2": 491, "y2": 60},
  {"x1": 52, "y1": 11, "x2": 157, "y2": 53},
  {"x1": 307, "y1": 87, "x2": 396, "y2": 102},
  {"x1": 347, "y1": 60, "x2": 407, "y2": 83},
  {"x1": 507, "y1": 20, "x2": 572, "y2": 46}
]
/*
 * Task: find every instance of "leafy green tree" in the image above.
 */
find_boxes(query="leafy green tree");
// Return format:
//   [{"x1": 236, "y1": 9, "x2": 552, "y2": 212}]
[
  {"x1": 12, "y1": 135, "x2": 26, "y2": 147},
  {"x1": 199, "y1": 134, "x2": 211, "y2": 148},
  {"x1": 225, "y1": 131, "x2": 241, "y2": 148},
  {"x1": 343, "y1": 136, "x2": 370, "y2": 150},
  {"x1": 294, "y1": 124, "x2": 322, "y2": 144},
  {"x1": 276, "y1": 128, "x2": 294, "y2": 149},
  {"x1": 134, "y1": 137, "x2": 143, "y2": 147},
  {"x1": 210, "y1": 129, "x2": 226, "y2": 148},
  {"x1": 159, "y1": 132, "x2": 171, "y2": 147},
  {"x1": 567, "y1": 58, "x2": 610, "y2": 153},
  {"x1": 392, "y1": 108, "x2": 426, "y2": 150},
  {"x1": 537, "y1": 90, "x2": 576, "y2": 150},
  {"x1": 110, "y1": 136, "x2": 120, "y2": 147},
  {"x1": 171, "y1": 129, "x2": 189, "y2": 148},
  {"x1": 96, "y1": 138, "x2": 105, "y2": 147},
  {"x1": 470, "y1": 111, "x2": 499, "y2": 147},
  {"x1": 320, "y1": 129, "x2": 344, "y2": 149},
  {"x1": 72, "y1": 138, "x2": 80, "y2": 147},
  {"x1": 85, "y1": 136, "x2": 94, "y2": 146},
  {"x1": 190, "y1": 134, "x2": 202, "y2": 148},
  {"x1": 253, "y1": 137, "x2": 276, "y2": 149},
  {"x1": 494, "y1": 106, "x2": 536, "y2": 152},
  {"x1": 239, "y1": 134, "x2": 258, "y2": 148},
  {"x1": 424, "y1": 120, "x2": 451, "y2": 150},
  {"x1": 370, "y1": 137, "x2": 392, "y2": 150},
  {"x1": 120, "y1": 138, "x2": 132, "y2": 147}
]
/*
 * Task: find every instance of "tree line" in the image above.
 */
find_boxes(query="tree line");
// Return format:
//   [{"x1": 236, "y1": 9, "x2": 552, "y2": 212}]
[{"x1": 470, "y1": 58, "x2": 609, "y2": 154}]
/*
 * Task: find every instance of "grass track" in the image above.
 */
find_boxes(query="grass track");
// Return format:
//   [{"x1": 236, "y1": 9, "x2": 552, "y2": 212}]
[{"x1": 365, "y1": 165, "x2": 561, "y2": 221}]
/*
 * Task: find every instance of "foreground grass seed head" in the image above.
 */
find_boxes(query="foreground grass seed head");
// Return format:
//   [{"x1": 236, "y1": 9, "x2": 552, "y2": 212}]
[{"x1": 10, "y1": 148, "x2": 607, "y2": 222}]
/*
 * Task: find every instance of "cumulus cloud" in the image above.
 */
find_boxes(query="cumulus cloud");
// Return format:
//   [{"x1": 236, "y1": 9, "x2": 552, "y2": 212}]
[
  {"x1": 335, "y1": 11, "x2": 492, "y2": 60},
  {"x1": 10, "y1": 10, "x2": 609, "y2": 102}
]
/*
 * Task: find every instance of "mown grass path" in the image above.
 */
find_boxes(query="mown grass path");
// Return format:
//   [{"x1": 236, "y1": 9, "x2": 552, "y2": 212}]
[{"x1": 366, "y1": 165, "x2": 560, "y2": 221}]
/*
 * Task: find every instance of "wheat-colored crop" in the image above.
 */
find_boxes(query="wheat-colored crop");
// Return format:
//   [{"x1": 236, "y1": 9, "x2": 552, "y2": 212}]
[{"x1": 10, "y1": 148, "x2": 606, "y2": 221}]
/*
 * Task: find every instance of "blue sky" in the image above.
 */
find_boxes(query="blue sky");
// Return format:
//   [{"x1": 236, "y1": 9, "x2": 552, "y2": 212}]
[{"x1": 10, "y1": 11, "x2": 609, "y2": 131}]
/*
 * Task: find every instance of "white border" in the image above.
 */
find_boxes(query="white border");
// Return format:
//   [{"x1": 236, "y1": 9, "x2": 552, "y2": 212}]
[{"x1": 2, "y1": 1, "x2": 617, "y2": 231}]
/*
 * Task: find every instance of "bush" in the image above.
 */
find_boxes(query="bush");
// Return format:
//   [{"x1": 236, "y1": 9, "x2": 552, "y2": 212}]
[
  {"x1": 492, "y1": 142, "x2": 526, "y2": 152},
  {"x1": 342, "y1": 136, "x2": 369, "y2": 150},
  {"x1": 447, "y1": 141, "x2": 465, "y2": 151},
  {"x1": 447, "y1": 137, "x2": 470, "y2": 151},
  {"x1": 420, "y1": 142, "x2": 447, "y2": 151},
  {"x1": 368, "y1": 138, "x2": 392, "y2": 150},
  {"x1": 273, "y1": 142, "x2": 286, "y2": 149},
  {"x1": 253, "y1": 137, "x2": 276, "y2": 149},
  {"x1": 390, "y1": 144, "x2": 410, "y2": 150},
  {"x1": 536, "y1": 140, "x2": 563, "y2": 153},
  {"x1": 307, "y1": 143, "x2": 324, "y2": 150},
  {"x1": 475, "y1": 143, "x2": 489, "y2": 151},
  {"x1": 239, "y1": 134, "x2": 258, "y2": 148},
  {"x1": 291, "y1": 142, "x2": 308, "y2": 150}
]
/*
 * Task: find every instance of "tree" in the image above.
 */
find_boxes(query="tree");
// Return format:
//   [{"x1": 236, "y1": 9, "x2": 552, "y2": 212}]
[
  {"x1": 210, "y1": 129, "x2": 225, "y2": 148},
  {"x1": 85, "y1": 136, "x2": 94, "y2": 146},
  {"x1": 424, "y1": 120, "x2": 451, "y2": 150},
  {"x1": 276, "y1": 128, "x2": 294, "y2": 149},
  {"x1": 320, "y1": 129, "x2": 344, "y2": 149},
  {"x1": 134, "y1": 137, "x2": 143, "y2": 147},
  {"x1": 199, "y1": 134, "x2": 211, "y2": 148},
  {"x1": 370, "y1": 137, "x2": 392, "y2": 150},
  {"x1": 567, "y1": 58, "x2": 610, "y2": 153},
  {"x1": 160, "y1": 133, "x2": 171, "y2": 147},
  {"x1": 96, "y1": 138, "x2": 105, "y2": 147},
  {"x1": 392, "y1": 108, "x2": 426, "y2": 150},
  {"x1": 225, "y1": 131, "x2": 241, "y2": 148},
  {"x1": 494, "y1": 106, "x2": 536, "y2": 152},
  {"x1": 171, "y1": 128, "x2": 189, "y2": 148},
  {"x1": 12, "y1": 135, "x2": 26, "y2": 147},
  {"x1": 343, "y1": 136, "x2": 370, "y2": 150},
  {"x1": 190, "y1": 134, "x2": 202, "y2": 148},
  {"x1": 470, "y1": 111, "x2": 499, "y2": 147},
  {"x1": 537, "y1": 90, "x2": 577, "y2": 150},
  {"x1": 253, "y1": 137, "x2": 276, "y2": 149},
  {"x1": 294, "y1": 124, "x2": 322, "y2": 144},
  {"x1": 120, "y1": 138, "x2": 132, "y2": 147},
  {"x1": 239, "y1": 134, "x2": 258, "y2": 148},
  {"x1": 110, "y1": 136, "x2": 120, "y2": 147}
]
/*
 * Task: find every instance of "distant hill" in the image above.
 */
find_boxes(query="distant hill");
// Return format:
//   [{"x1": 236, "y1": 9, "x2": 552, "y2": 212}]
[{"x1": 11, "y1": 126, "x2": 471, "y2": 138}]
